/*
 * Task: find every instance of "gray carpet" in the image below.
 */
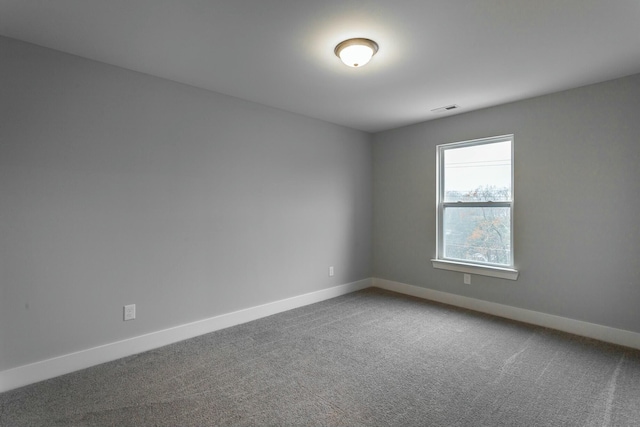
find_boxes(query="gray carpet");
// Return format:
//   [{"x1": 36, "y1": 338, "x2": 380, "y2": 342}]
[{"x1": 1, "y1": 288, "x2": 639, "y2": 426}]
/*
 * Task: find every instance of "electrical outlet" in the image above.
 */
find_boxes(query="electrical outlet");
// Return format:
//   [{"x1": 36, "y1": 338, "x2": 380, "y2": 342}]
[
  {"x1": 464, "y1": 274, "x2": 471, "y2": 285},
  {"x1": 124, "y1": 304, "x2": 136, "y2": 321},
  {"x1": 329, "y1": 266, "x2": 334, "y2": 277}
]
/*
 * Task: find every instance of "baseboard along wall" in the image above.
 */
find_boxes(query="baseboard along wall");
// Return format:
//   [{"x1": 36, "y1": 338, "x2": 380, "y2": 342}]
[
  {"x1": 2, "y1": 277, "x2": 639, "y2": 394},
  {"x1": 0, "y1": 279, "x2": 371, "y2": 394},
  {"x1": 372, "y1": 278, "x2": 640, "y2": 351}
]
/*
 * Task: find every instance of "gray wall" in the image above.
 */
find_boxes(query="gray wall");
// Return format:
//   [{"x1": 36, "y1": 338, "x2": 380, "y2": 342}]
[
  {"x1": 0, "y1": 37, "x2": 372, "y2": 372},
  {"x1": 3, "y1": 33, "x2": 639, "y2": 375},
  {"x1": 373, "y1": 73, "x2": 640, "y2": 333}
]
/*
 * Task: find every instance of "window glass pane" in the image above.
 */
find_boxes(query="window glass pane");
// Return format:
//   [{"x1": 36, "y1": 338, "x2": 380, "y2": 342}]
[
  {"x1": 443, "y1": 206, "x2": 511, "y2": 266},
  {"x1": 443, "y1": 141, "x2": 511, "y2": 202}
]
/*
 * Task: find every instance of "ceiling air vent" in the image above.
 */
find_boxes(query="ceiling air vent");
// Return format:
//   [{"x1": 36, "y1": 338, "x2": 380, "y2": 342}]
[{"x1": 431, "y1": 104, "x2": 460, "y2": 113}]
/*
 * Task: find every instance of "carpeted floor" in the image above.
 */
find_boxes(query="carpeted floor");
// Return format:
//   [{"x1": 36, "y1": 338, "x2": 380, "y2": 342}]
[{"x1": 1, "y1": 288, "x2": 639, "y2": 426}]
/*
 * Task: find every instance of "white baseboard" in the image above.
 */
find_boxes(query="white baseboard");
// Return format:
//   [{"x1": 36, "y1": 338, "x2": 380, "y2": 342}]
[
  {"x1": 0, "y1": 278, "x2": 372, "y2": 394},
  {"x1": 5, "y1": 277, "x2": 636, "y2": 394},
  {"x1": 373, "y1": 278, "x2": 640, "y2": 351}
]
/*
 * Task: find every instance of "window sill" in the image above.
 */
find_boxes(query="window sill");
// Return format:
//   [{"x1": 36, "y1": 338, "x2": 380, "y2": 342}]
[{"x1": 431, "y1": 259, "x2": 519, "y2": 280}]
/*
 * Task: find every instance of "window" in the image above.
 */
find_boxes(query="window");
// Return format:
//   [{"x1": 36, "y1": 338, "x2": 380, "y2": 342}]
[{"x1": 432, "y1": 135, "x2": 518, "y2": 280}]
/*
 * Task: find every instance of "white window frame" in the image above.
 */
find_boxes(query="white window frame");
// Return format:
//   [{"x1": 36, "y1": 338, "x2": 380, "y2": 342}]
[{"x1": 431, "y1": 135, "x2": 519, "y2": 280}]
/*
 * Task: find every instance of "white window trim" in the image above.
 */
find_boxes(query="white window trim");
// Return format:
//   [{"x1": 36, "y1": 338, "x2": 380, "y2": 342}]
[
  {"x1": 431, "y1": 259, "x2": 519, "y2": 280},
  {"x1": 433, "y1": 134, "x2": 519, "y2": 280}
]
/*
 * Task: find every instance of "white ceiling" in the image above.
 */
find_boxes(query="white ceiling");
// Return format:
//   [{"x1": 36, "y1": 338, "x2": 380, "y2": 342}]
[{"x1": 2, "y1": 0, "x2": 639, "y2": 133}]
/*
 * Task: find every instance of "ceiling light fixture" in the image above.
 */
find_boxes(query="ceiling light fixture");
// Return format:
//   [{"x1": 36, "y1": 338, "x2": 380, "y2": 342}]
[{"x1": 334, "y1": 38, "x2": 379, "y2": 68}]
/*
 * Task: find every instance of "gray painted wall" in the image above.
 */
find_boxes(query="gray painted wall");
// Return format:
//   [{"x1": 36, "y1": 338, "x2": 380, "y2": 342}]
[
  {"x1": 373, "y1": 73, "x2": 640, "y2": 334},
  {"x1": 0, "y1": 37, "x2": 372, "y2": 372},
  {"x1": 3, "y1": 33, "x2": 639, "y2": 376}
]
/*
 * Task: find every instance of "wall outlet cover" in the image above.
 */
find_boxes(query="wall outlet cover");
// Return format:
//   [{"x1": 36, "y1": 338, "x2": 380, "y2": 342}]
[{"x1": 124, "y1": 304, "x2": 136, "y2": 321}]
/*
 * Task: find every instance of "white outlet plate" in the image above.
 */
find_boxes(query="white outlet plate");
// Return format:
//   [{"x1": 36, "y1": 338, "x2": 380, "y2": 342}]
[
  {"x1": 464, "y1": 274, "x2": 471, "y2": 285},
  {"x1": 329, "y1": 266, "x2": 334, "y2": 277},
  {"x1": 124, "y1": 304, "x2": 136, "y2": 321}
]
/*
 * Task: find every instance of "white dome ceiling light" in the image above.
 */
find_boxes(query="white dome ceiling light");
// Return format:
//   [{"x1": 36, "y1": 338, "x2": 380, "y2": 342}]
[{"x1": 334, "y1": 38, "x2": 379, "y2": 68}]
